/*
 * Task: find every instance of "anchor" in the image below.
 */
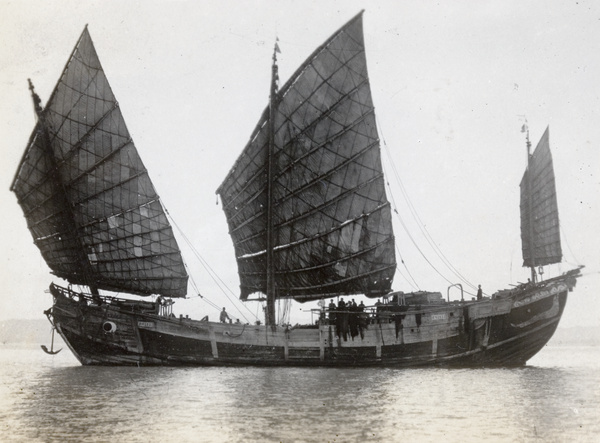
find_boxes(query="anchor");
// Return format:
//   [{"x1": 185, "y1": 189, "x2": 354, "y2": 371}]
[{"x1": 41, "y1": 327, "x2": 62, "y2": 355}]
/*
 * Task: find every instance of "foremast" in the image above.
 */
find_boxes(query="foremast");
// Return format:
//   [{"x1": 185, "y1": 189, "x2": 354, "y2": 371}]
[{"x1": 26, "y1": 78, "x2": 101, "y2": 296}]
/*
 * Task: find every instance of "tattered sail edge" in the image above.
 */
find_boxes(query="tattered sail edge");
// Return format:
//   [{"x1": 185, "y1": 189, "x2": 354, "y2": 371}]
[{"x1": 220, "y1": 164, "x2": 267, "y2": 214}]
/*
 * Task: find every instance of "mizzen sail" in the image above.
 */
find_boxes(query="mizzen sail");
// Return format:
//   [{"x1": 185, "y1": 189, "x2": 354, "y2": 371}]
[
  {"x1": 10, "y1": 27, "x2": 188, "y2": 297},
  {"x1": 217, "y1": 12, "x2": 396, "y2": 302},
  {"x1": 520, "y1": 126, "x2": 562, "y2": 268}
]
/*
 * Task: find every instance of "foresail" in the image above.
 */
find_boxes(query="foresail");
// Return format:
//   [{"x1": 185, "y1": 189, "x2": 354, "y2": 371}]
[
  {"x1": 218, "y1": 12, "x2": 396, "y2": 302},
  {"x1": 11, "y1": 27, "x2": 188, "y2": 297},
  {"x1": 520, "y1": 127, "x2": 562, "y2": 268}
]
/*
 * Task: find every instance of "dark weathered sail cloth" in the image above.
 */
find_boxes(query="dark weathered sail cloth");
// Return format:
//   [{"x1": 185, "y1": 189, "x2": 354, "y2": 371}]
[
  {"x1": 520, "y1": 127, "x2": 562, "y2": 268},
  {"x1": 11, "y1": 27, "x2": 188, "y2": 297},
  {"x1": 218, "y1": 12, "x2": 396, "y2": 301}
]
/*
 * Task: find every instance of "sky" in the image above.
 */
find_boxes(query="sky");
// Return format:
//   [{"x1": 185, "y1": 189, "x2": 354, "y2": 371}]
[{"x1": 1, "y1": 0, "x2": 599, "y2": 328}]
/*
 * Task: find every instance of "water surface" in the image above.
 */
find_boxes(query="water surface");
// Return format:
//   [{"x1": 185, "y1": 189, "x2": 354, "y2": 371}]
[{"x1": 1, "y1": 345, "x2": 598, "y2": 442}]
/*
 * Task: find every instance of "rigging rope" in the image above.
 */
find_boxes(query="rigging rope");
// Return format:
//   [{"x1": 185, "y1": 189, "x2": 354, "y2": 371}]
[
  {"x1": 560, "y1": 225, "x2": 582, "y2": 266},
  {"x1": 381, "y1": 161, "x2": 421, "y2": 291},
  {"x1": 163, "y1": 207, "x2": 257, "y2": 324},
  {"x1": 377, "y1": 117, "x2": 478, "y2": 294}
]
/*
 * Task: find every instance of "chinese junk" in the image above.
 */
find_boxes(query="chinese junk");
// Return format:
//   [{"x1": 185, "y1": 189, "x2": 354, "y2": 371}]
[{"x1": 11, "y1": 12, "x2": 581, "y2": 367}]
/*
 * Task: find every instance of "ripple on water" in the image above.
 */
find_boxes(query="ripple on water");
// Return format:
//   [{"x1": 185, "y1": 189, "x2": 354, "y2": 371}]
[{"x1": 1, "y1": 346, "x2": 599, "y2": 442}]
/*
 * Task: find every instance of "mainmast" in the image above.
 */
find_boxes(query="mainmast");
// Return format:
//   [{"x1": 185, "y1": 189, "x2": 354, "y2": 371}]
[{"x1": 265, "y1": 40, "x2": 281, "y2": 326}]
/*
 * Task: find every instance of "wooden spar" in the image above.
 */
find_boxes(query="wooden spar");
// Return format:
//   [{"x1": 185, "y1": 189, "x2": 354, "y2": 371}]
[{"x1": 265, "y1": 42, "x2": 279, "y2": 326}]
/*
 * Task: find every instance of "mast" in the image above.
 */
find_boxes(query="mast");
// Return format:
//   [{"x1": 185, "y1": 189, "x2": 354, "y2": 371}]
[
  {"x1": 524, "y1": 127, "x2": 537, "y2": 283},
  {"x1": 265, "y1": 41, "x2": 280, "y2": 326},
  {"x1": 27, "y1": 79, "x2": 100, "y2": 295}
]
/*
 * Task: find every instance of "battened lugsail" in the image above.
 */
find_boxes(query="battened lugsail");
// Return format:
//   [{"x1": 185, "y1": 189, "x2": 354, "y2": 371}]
[
  {"x1": 217, "y1": 11, "x2": 396, "y2": 302},
  {"x1": 10, "y1": 27, "x2": 188, "y2": 297},
  {"x1": 520, "y1": 126, "x2": 562, "y2": 269}
]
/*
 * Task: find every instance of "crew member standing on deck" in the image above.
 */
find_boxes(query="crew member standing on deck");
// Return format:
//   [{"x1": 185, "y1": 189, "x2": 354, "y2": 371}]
[
  {"x1": 328, "y1": 300, "x2": 337, "y2": 326},
  {"x1": 220, "y1": 307, "x2": 231, "y2": 323},
  {"x1": 337, "y1": 298, "x2": 348, "y2": 341},
  {"x1": 477, "y1": 285, "x2": 483, "y2": 300}
]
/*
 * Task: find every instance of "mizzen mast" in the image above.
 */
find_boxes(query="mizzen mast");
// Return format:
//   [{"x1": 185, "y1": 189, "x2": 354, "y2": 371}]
[{"x1": 524, "y1": 125, "x2": 537, "y2": 283}]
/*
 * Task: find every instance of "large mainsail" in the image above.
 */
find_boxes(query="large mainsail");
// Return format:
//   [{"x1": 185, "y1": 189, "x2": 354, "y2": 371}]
[
  {"x1": 520, "y1": 126, "x2": 562, "y2": 269},
  {"x1": 11, "y1": 27, "x2": 188, "y2": 297},
  {"x1": 217, "y1": 12, "x2": 396, "y2": 302}
]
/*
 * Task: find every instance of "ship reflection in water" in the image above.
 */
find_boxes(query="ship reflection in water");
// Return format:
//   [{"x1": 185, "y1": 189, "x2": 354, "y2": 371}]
[{"x1": 2, "y1": 346, "x2": 598, "y2": 442}]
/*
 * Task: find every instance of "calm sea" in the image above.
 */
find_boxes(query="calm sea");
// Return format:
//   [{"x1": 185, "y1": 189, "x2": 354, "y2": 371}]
[{"x1": 1, "y1": 343, "x2": 598, "y2": 442}]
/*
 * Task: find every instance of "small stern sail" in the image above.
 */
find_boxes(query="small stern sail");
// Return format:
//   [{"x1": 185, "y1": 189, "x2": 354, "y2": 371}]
[{"x1": 519, "y1": 126, "x2": 562, "y2": 269}]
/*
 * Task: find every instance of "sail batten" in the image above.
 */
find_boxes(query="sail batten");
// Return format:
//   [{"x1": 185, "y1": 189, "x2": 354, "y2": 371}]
[
  {"x1": 12, "y1": 27, "x2": 188, "y2": 297},
  {"x1": 520, "y1": 127, "x2": 562, "y2": 268},
  {"x1": 218, "y1": 11, "x2": 395, "y2": 302},
  {"x1": 235, "y1": 195, "x2": 389, "y2": 253},
  {"x1": 225, "y1": 112, "x2": 378, "y2": 231},
  {"x1": 229, "y1": 138, "x2": 382, "y2": 235}
]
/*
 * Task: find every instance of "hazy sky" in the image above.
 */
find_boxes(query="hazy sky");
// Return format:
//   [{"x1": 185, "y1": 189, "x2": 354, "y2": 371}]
[{"x1": 1, "y1": 0, "x2": 598, "y2": 328}]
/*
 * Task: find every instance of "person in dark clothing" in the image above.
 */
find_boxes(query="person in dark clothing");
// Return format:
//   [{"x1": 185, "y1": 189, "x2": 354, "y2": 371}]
[
  {"x1": 357, "y1": 300, "x2": 367, "y2": 338},
  {"x1": 477, "y1": 285, "x2": 483, "y2": 300},
  {"x1": 220, "y1": 307, "x2": 231, "y2": 323},
  {"x1": 337, "y1": 298, "x2": 348, "y2": 341},
  {"x1": 374, "y1": 298, "x2": 382, "y2": 323},
  {"x1": 349, "y1": 299, "x2": 359, "y2": 339},
  {"x1": 328, "y1": 300, "x2": 337, "y2": 326}
]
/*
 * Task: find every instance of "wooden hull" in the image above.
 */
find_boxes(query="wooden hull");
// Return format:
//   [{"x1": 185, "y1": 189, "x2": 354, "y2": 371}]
[{"x1": 48, "y1": 270, "x2": 579, "y2": 367}]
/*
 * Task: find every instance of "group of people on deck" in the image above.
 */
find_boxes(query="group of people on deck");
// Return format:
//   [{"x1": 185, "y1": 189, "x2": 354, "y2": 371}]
[{"x1": 327, "y1": 298, "x2": 368, "y2": 341}]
